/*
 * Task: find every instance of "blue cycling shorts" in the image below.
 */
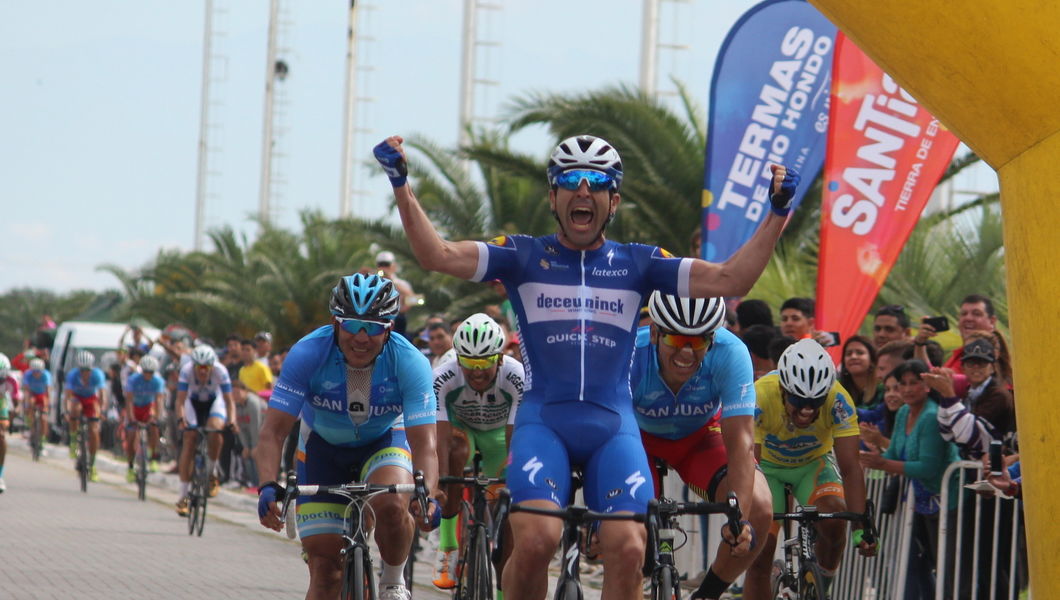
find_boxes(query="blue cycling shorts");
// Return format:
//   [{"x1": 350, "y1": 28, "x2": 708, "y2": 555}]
[
  {"x1": 295, "y1": 428, "x2": 413, "y2": 538},
  {"x1": 507, "y1": 400, "x2": 653, "y2": 513}
]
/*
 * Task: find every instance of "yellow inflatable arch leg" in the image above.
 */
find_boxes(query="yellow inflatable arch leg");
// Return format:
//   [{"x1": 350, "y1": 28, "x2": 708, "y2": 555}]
[{"x1": 810, "y1": 1, "x2": 1060, "y2": 594}]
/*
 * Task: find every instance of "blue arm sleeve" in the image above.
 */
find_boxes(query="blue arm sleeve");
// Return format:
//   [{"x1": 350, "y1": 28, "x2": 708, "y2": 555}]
[
  {"x1": 399, "y1": 350, "x2": 436, "y2": 427},
  {"x1": 716, "y1": 332, "x2": 757, "y2": 419},
  {"x1": 269, "y1": 342, "x2": 316, "y2": 418}
]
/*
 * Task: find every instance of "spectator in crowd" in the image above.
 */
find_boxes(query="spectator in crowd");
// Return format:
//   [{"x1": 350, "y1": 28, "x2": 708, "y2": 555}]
[
  {"x1": 222, "y1": 334, "x2": 243, "y2": 379},
  {"x1": 39, "y1": 314, "x2": 57, "y2": 330},
  {"x1": 735, "y1": 299, "x2": 774, "y2": 334},
  {"x1": 873, "y1": 304, "x2": 912, "y2": 349},
  {"x1": 924, "y1": 338, "x2": 1016, "y2": 458},
  {"x1": 238, "y1": 339, "x2": 274, "y2": 395},
  {"x1": 987, "y1": 459, "x2": 1022, "y2": 499},
  {"x1": 488, "y1": 279, "x2": 519, "y2": 336},
  {"x1": 233, "y1": 380, "x2": 265, "y2": 489},
  {"x1": 962, "y1": 329, "x2": 1013, "y2": 387},
  {"x1": 268, "y1": 349, "x2": 286, "y2": 378},
  {"x1": 767, "y1": 335, "x2": 796, "y2": 366},
  {"x1": 739, "y1": 324, "x2": 779, "y2": 381},
  {"x1": 858, "y1": 371, "x2": 901, "y2": 451},
  {"x1": 860, "y1": 359, "x2": 959, "y2": 600},
  {"x1": 376, "y1": 250, "x2": 421, "y2": 336},
  {"x1": 779, "y1": 297, "x2": 815, "y2": 339},
  {"x1": 253, "y1": 332, "x2": 272, "y2": 364},
  {"x1": 838, "y1": 335, "x2": 879, "y2": 408},
  {"x1": 426, "y1": 322, "x2": 455, "y2": 368},
  {"x1": 875, "y1": 340, "x2": 913, "y2": 382},
  {"x1": 915, "y1": 293, "x2": 999, "y2": 375}
]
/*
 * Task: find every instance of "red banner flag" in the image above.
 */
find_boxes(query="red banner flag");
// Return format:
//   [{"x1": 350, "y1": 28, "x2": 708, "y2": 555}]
[{"x1": 816, "y1": 34, "x2": 960, "y2": 349}]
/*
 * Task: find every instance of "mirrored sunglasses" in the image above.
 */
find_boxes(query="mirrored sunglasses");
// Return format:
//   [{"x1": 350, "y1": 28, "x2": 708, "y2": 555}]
[
  {"x1": 659, "y1": 332, "x2": 711, "y2": 351},
  {"x1": 337, "y1": 317, "x2": 392, "y2": 336},
  {"x1": 786, "y1": 393, "x2": 826, "y2": 410},
  {"x1": 554, "y1": 169, "x2": 614, "y2": 192},
  {"x1": 457, "y1": 354, "x2": 501, "y2": 370}
]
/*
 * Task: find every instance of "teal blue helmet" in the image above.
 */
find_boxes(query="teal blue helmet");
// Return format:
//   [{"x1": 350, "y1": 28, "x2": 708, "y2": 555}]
[{"x1": 330, "y1": 273, "x2": 400, "y2": 320}]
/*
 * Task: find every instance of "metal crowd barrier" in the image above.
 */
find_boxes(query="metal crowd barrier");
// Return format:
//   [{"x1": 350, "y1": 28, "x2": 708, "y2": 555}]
[{"x1": 937, "y1": 460, "x2": 1023, "y2": 600}]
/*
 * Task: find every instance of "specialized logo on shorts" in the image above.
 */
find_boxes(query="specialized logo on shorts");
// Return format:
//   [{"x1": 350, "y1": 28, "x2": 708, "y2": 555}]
[
  {"x1": 519, "y1": 282, "x2": 640, "y2": 329},
  {"x1": 625, "y1": 470, "x2": 646, "y2": 497},
  {"x1": 522, "y1": 456, "x2": 544, "y2": 484}
]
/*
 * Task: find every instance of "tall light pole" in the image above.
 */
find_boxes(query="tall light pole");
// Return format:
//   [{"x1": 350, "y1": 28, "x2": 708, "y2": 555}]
[
  {"x1": 258, "y1": 0, "x2": 280, "y2": 231},
  {"x1": 339, "y1": 1, "x2": 360, "y2": 218},
  {"x1": 193, "y1": 0, "x2": 216, "y2": 251}
]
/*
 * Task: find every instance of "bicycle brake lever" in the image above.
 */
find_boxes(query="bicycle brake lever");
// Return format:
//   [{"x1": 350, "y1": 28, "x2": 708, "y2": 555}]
[
  {"x1": 726, "y1": 492, "x2": 743, "y2": 542},
  {"x1": 414, "y1": 471, "x2": 430, "y2": 527}
]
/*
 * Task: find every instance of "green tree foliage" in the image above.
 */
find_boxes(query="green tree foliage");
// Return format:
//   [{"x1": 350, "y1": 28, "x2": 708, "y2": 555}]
[{"x1": 0, "y1": 288, "x2": 102, "y2": 357}]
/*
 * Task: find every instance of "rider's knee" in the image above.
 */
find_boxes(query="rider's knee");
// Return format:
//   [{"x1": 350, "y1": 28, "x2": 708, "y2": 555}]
[{"x1": 513, "y1": 522, "x2": 561, "y2": 564}]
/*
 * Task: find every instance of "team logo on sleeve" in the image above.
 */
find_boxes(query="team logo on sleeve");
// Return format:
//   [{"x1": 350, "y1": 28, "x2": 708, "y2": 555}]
[
  {"x1": 831, "y1": 394, "x2": 855, "y2": 425},
  {"x1": 488, "y1": 235, "x2": 508, "y2": 247},
  {"x1": 658, "y1": 247, "x2": 675, "y2": 258}
]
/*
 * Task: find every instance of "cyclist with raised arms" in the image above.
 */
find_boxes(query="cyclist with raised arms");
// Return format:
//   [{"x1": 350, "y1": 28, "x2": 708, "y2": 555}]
[
  {"x1": 123, "y1": 355, "x2": 166, "y2": 480},
  {"x1": 64, "y1": 351, "x2": 107, "y2": 482},
  {"x1": 0, "y1": 353, "x2": 20, "y2": 492},
  {"x1": 21, "y1": 358, "x2": 51, "y2": 460},
  {"x1": 376, "y1": 134, "x2": 798, "y2": 599},
  {"x1": 631, "y1": 292, "x2": 772, "y2": 600},
  {"x1": 255, "y1": 274, "x2": 442, "y2": 600},
  {"x1": 431, "y1": 312, "x2": 524, "y2": 590},
  {"x1": 745, "y1": 339, "x2": 876, "y2": 600},
  {"x1": 174, "y1": 345, "x2": 236, "y2": 515}
]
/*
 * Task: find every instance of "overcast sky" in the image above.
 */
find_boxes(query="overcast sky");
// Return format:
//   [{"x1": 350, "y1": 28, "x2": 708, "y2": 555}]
[{"x1": 1, "y1": 1, "x2": 997, "y2": 293}]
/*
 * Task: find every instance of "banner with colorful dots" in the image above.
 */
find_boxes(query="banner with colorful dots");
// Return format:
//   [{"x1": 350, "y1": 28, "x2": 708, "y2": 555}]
[
  {"x1": 701, "y1": 0, "x2": 836, "y2": 262},
  {"x1": 816, "y1": 32, "x2": 959, "y2": 345}
]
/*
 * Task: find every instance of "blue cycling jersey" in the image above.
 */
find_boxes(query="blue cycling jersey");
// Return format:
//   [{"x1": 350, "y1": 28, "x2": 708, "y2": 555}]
[
  {"x1": 270, "y1": 325, "x2": 435, "y2": 448},
  {"x1": 126, "y1": 372, "x2": 166, "y2": 407},
  {"x1": 473, "y1": 234, "x2": 690, "y2": 411},
  {"x1": 22, "y1": 369, "x2": 52, "y2": 395},
  {"x1": 630, "y1": 326, "x2": 757, "y2": 439},
  {"x1": 66, "y1": 368, "x2": 106, "y2": 398}
]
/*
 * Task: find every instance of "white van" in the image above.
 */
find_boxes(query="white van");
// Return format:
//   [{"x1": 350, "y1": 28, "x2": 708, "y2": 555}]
[{"x1": 50, "y1": 321, "x2": 162, "y2": 392}]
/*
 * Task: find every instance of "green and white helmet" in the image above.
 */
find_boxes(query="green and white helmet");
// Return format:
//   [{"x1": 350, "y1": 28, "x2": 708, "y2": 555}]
[{"x1": 453, "y1": 313, "x2": 506, "y2": 358}]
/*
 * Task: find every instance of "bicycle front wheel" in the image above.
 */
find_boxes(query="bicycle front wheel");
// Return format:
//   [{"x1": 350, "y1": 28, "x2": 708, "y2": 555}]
[
  {"x1": 470, "y1": 527, "x2": 494, "y2": 600},
  {"x1": 341, "y1": 545, "x2": 368, "y2": 600},
  {"x1": 557, "y1": 577, "x2": 583, "y2": 600},
  {"x1": 136, "y1": 430, "x2": 148, "y2": 501},
  {"x1": 799, "y1": 560, "x2": 828, "y2": 600},
  {"x1": 78, "y1": 429, "x2": 89, "y2": 493},
  {"x1": 652, "y1": 567, "x2": 676, "y2": 600}
]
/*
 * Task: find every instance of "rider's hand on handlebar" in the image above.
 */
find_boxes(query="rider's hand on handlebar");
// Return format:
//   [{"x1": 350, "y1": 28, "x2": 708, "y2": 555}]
[
  {"x1": 257, "y1": 481, "x2": 286, "y2": 532},
  {"x1": 722, "y1": 520, "x2": 755, "y2": 557},
  {"x1": 853, "y1": 528, "x2": 878, "y2": 557}
]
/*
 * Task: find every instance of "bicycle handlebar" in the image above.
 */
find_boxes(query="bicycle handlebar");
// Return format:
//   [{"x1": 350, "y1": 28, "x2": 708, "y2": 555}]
[{"x1": 773, "y1": 499, "x2": 878, "y2": 545}]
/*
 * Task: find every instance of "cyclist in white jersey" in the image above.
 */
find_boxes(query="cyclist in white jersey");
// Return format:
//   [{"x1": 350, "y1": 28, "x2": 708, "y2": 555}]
[
  {"x1": 376, "y1": 133, "x2": 799, "y2": 600},
  {"x1": 431, "y1": 313, "x2": 523, "y2": 590},
  {"x1": 174, "y1": 345, "x2": 236, "y2": 515}
]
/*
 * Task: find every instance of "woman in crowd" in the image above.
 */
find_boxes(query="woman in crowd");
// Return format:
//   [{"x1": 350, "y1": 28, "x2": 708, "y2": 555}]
[
  {"x1": 858, "y1": 371, "x2": 901, "y2": 451},
  {"x1": 860, "y1": 359, "x2": 959, "y2": 599},
  {"x1": 838, "y1": 335, "x2": 878, "y2": 408}
]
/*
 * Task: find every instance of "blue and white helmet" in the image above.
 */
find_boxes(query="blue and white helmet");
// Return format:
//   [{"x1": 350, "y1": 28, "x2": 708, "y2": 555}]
[
  {"x1": 330, "y1": 273, "x2": 400, "y2": 321},
  {"x1": 547, "y1": 135, "x2": 623, "y2": 190}
]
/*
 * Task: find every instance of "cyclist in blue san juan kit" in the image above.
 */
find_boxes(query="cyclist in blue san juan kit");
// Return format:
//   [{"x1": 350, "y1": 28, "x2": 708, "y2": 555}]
[
  {"x1": 631, "y1": 292, "x2": 773, "y2": 600},
  {"x1": 376, "y1": 134, "x2": 799, "y2": 600},
  {"x1": 255, "y1": 274, "x2": 441, "y2": 600}
]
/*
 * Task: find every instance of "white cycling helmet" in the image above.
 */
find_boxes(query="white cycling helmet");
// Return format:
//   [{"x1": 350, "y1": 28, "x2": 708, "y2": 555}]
[
  {"x1": 547, "y1": 135, "x2": 624, "y2": 190},
  {"x1": 0, "y1": 352, "x2": 10, "y2": 378},
  {"x1": 139, "y1": 355, "x2": 160, "y2": 373},
  {"x1": 29, "y1": 358, "x2": 46, "y2": 371},
  {"x1": 648, "y1": 291, "x2": 727, "y2": 336},
  {"x1": 453, "y1": 313, "x2": 506, "y2": 358},
  {"x1": 777, "y1": 339, "x2": 836, "y2": 402},
  {"x1": 190, "y1": 345, "x2": 218, "y2": 366},
  {"x1": 74, "y1": 350, "x2": 95, "y2": 369}
]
